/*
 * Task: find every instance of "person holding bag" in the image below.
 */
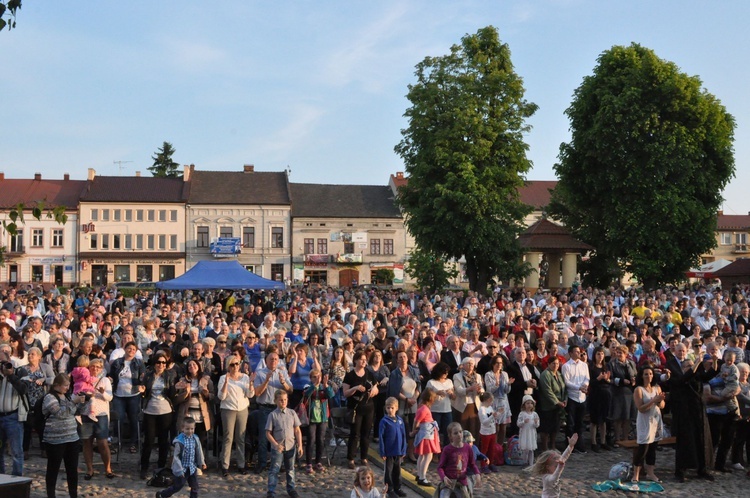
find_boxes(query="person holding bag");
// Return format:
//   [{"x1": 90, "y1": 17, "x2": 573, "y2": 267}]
[{"x1": 302, "y1": 368, "x2": 335, "y2": 473}]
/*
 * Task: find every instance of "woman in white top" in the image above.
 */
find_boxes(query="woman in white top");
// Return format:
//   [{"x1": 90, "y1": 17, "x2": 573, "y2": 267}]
[
  {"x1": 631, "y1": 365, "x2": 665, "y2": 483},
  {"x1": 426, "y1": 362, "x2": 455, "y2": 447},
  {"x1": 217, "y1": 356, "x2": 255, "y2": 476}
]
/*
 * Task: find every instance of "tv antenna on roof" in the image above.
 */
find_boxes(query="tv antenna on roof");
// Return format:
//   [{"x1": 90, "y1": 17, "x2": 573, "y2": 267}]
[{"x1": 113, "y1": 160, "x2": 133, "y2": 173}]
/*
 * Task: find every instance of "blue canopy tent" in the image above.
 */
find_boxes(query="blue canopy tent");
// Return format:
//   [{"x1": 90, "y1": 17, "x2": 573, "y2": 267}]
[{"x1": 155, "y1": 260, "x2": 285, "y2": 290}]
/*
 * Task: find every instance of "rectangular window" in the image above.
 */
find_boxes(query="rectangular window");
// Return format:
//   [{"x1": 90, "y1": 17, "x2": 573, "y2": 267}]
[
  {"x1": 147, "y1": 210, "x2": 155, "y2": 222},
  {"x1": 271, "y1": 263, "x2": 284, "y2": 281},
  {"x1": 242, "y1": 227, "x2": 255, "y2": 248},
  {"x1": 159, "y1": 265, "x2": 175, "y2": 281},
  {"x1": 137, "y1": 265, "x2": 153, "y2": 281},
  {"x1": 31, "y1": 265, "x2": 43, "y2": 282},
  {"x1": 90, "y1": 234, "x2": 98, "y2": 250},
  {"x1": 32, "y1": 229, "x2": 43, "y2": 247},
  {"x1": 170, "y1": 234, "x2": 177, "y2": 250},
  {"x1": 197, "y1": 226, "x2": 209, "y2": 247},
  {"x1": 10, "y1": 230, "x2": 23, "y2": 252},
  {"x1": 220, "y1": 226, "x2": 233, "y2": 238},
  {"x1": 136, "y1": 234, "x2": 143, "y2": 250},
  {"x1": 370, "y1": 239, "x2": 381, "y2": 255},
  {"x1": 317, "y1": 238, "x2": 327, "y2": 254},
  {"x1": 115, "y1": 265, "x2": 130, "y2": 282},
  {"x1": 90, "y1": 209, "x2": 98, "y2": 222},
  {"x1": 125, "y1": 209, "x2": 133, "y2": 222},
  {"x1": 136, "y1": 210, "x2": 144, "y2": 222},
  {"x1": 52, "y1": 229, "x2": 63, "y2": 248},
  {"x1": 101, "y1": 209, "x2": 110, "y2": 221},
  {"x1": 737, "y1": 233, "x2": 748, "y2": 245},
  {"x1": 158, "y1": 234, "x2": 166, "y2": 250},
  {"x1": 113, "y1": 234, "x2": 121, "y2": 249},
  {"x1": 124, "y1": 234, "x2": 132, "y2": 250},
  {"x1": 113, "y1": 209, "x2": 121, "y2": 222},
  {"x1": 271, "y1": 227, "x2": 283, "y2": 248},
  {"x1": 147, "y1": 235, "x2": 155, "y2": 250},
  {"x1": 101, "y1": 234, "x2": 109, "y2": 249},
  {"x1": 721, "y1": 233, "x2": 732, "y2": 245},
  {"x1": 304, "y1": 238, "x2": 314, "y2": 254},
  {"x1": 384, "y1": 239, "x2": 394, "y2": 255},
  {"x1": 344, "y1": 242, "x2": 354, "y2": 254},
  {"x1": 158, "y1": 210, "x2": 166, "y2": 222},
  {"x1": 170, "y1": 210, "x2": 177, "y2": 222}
]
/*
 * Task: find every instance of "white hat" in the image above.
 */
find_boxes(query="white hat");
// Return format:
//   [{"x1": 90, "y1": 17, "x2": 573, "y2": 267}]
[{"x1": 522, "y1": 394, "x2": 536, "y2": 406}]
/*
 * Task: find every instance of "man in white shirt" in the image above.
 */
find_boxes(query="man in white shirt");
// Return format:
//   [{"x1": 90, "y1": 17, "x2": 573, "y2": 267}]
[{"x1": 562, "y1": 345, "x2": 589, "y2": 453}]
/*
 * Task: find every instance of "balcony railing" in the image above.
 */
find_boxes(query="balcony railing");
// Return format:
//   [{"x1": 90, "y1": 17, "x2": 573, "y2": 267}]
[{"x1": 733, "y1": 244, "x2": 750, "y2": 253}]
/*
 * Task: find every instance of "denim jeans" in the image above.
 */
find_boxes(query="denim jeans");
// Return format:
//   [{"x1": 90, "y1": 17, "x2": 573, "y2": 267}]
[
  {"x1": 112, "y1": 395, "x2": 141, "y2": 445},
  {"x1": 267, "y1": 447, "x2": 297, "y2": 495},
  {"x1": 159, "y1": 468, "x2": 199, "y2": 498},
  {"x1": 0, "y1": 413, "x2": 24, "y2": 475},
  {"x1": 256, "y1": 405, "x2": 274, "y2": 468}
]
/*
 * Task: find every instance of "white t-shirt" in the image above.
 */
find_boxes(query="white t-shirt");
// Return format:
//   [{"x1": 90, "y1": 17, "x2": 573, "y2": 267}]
[{"x1": 427, "y1": 378, "x2": 454, "y2": 413}]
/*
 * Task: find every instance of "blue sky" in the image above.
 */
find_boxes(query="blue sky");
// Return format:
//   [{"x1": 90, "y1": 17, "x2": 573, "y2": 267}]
[{"x1": 3, "y1": 1, "x2": 749, "y2": 214}]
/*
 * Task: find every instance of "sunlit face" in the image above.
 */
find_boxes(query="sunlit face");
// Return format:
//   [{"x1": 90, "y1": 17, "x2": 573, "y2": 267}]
[
  {"x1": 182, "y1": 421, "x2": 195, "y2": 438},
  {"x1": 384, "y1": 402, "x2": 397, "y2": 419},
  {"x1": 187, "y1": 361, "x2": 199, "y2": 377},
  {"x1": 359, "y1": 471, "x2": 373, "y2": 491},
  {"x1": 449, "y1": 426, "x2": 463, "y2": 445},
  {"x1": 275, "y1": 393, "x2": 288, "y2": 410}
]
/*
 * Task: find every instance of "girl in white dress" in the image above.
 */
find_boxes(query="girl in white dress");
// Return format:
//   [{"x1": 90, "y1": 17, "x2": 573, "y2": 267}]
[{"x1": 517, "y1": 394, "x2": 540, "y2": 465}]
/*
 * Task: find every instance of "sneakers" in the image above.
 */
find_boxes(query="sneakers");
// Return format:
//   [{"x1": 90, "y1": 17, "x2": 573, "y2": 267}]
[
  {"x1": 480, "y1": 466, "x2": 491, "y2": 474},
  {"x1": 314, "y1": 463, "x2": 325, "y2": 472},
  {"x1": 155, "y1": 492, "x2": 162, "y2": 498},
  {"x1": 416, "y1": 477, "x2": 432, "y2": 486},
  {"x1": 338, "y1": 439, "x2": 347, "y2": 447},
  {"x1": 732, "y1": 463, "x2": 745, "y2": 471},
  {"x1": 329, "y1": 439, "x2": 338, "y2": 447}
]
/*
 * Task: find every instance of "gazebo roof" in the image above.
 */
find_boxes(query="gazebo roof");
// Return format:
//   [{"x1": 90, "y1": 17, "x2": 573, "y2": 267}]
[{"x1": 519, "y1": 219, "x2": 593, "y2": 252}]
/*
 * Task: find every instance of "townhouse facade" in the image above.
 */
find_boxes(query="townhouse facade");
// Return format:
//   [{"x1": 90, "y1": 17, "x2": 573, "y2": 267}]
[
  {"x1": 290, "y1": 183, "x2": 406, "y2": 287},
  {"x1": 186, "y1": 165, "x2": 292, "y2": 283},
  {"x1": 76, "y1": 168, "x2": 189, "y2": 286},
  {"x1": 0, "y1": 173, "x2": 86, "y2": 288}
]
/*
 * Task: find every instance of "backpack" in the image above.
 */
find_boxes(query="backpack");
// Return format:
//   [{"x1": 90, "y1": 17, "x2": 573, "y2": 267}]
[
  {"x1": 608, "y1": 461, "x2": 633, "y2": 481},
  {"x1": 504, "y1": 435, "x2": 525, "y2": 466},
  {"x1": 31, "y1": 393, "x2": 59, "y2": 438},
  {"x1": 146, "y1": 467, "x2": 175, "y2": 487}
]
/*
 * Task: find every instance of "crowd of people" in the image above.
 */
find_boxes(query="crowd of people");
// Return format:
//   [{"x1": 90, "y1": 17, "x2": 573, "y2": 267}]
[{"x1": 1, "y1": 282, "x2": 750, "y2": 498}]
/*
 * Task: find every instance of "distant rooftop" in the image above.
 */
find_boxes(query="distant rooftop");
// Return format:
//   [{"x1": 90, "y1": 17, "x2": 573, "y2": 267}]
[{"x1": 291, "y1": 183, "x2": 401, "y2": 218}]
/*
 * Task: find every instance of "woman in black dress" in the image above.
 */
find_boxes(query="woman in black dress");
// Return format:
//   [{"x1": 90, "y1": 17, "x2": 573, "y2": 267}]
[
  {"x1": 343, "y1": 350, "x2": 380, "y2": 469},
  {"x1": 588, "y1": 346, "x2": 612, "y2": 451}
]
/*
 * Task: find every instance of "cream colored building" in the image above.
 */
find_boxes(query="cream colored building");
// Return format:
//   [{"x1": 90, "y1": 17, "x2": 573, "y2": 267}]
[
  {"x1": 186, "y1": 166, "x2": 292, "y2": 282},
  {"x1": 291, "y1": 183, "x2": 407, "y2": 287},
  {"x1": 77, "y1": 168, "x2": 188, "y2": 286},
  {"x1": 700, "y1": 212, "x2": 750, "y2": 264},
  {"x1": 0, "y1": 173, "x2": 86, "y2": 288}
]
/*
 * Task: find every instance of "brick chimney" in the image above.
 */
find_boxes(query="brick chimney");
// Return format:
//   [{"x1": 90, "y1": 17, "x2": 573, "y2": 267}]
[
  {"x1": 396, "y1": 172, "x2": 404, "y2": 179},
  {"x1": 63, "y1": 173, "x2": 70, "y2": 181},
  {"x1": 243, "y1": 164, "x2": 254, "y2": 173},
  {"x1": 183, "y1": 164, "x2": 194, "y2": 181},
  {"x1": 34, "y1": 173, "x2": 42, "y2": 180},
  {"x1": 718, "y1": 210, "x2": 723, "y2": 215},
  {"x1": 0, "y1": 172, "x2": 4, "y2": 181},
  {"x1": 135, "y1": 171, "x2": 141, "y2": 177},
  {"x1": 87, "y1": 168, "x2": 96, "y2": 181}
]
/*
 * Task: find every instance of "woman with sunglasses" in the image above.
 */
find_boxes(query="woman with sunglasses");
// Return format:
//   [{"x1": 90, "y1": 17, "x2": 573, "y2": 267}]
[
  {"x1": 218, "y1": 354, "x2": 255, "y2": 476},
  {"x1": 140, "y1": 350, "x2": 178, "y2": 479}
]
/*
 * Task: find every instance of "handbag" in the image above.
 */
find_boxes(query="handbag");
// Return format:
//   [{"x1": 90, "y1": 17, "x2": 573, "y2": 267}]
[{"x1": 296, "y1": 400, "x2": 309, "y2": 427}]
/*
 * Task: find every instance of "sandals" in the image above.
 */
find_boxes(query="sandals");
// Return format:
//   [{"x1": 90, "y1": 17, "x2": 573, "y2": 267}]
[
  {"x1": 348, "y1": 460, "x2": 356, "y2": 469},
  {"x1": 305, "y1": 464, "x2": 314, "y2": 474},
  {"x1": 129, "y1": 445, "x2": 138, "y2": 454},
  {"x1": 105, "y1": 472, "x2": 116, "y2": 479},
  {"x1": 84, "y1": 472, "x2": 94, "y2": 481},
  {"x1": 646, "y1": 476, "x2": 662, "y2": 483}
]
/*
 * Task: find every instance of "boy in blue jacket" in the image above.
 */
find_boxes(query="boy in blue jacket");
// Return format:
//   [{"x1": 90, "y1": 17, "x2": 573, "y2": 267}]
[
  {"x1": 378, "y1": 397, "x2": 407, "y2": 498},
  {"x1": 156, "y1": 417, "x2": 206, "y2": 498}
]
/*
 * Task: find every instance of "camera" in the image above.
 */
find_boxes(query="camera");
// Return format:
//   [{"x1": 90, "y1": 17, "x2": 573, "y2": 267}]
[{"x1": 1, "y1": 362, "x2": 13, "y2": 371}]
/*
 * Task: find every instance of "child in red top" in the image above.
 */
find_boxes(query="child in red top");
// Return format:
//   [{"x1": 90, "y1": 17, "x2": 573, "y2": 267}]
[{"x1": 412, "y1": 390, "x2": 441, "y2": 486}]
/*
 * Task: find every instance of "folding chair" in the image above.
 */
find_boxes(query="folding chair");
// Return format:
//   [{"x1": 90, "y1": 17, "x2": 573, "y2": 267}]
[{"x1": 327, "y1": 407, "x2": 351, "y2": 465}]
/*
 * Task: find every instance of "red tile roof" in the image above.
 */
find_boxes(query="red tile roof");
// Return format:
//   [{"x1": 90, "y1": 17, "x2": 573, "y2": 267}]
[
  {"x1": 717, "y1": 214, "x2": 750, "y2": 230},
  {"x1": 518, "y1": 218, "x2": 593, "y2": 252},
  {"x1": 389, "y1": 173, "x2": 556, "y2": 209},
  {"x1": 0, "y1": 178, "x2": 88, "y2": 209}
]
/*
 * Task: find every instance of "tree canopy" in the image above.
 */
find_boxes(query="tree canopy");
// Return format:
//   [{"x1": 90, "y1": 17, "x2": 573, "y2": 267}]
[
  {"x1": 549, "y1": 43, "x2": 735, "y2": 289},
  {"x1": 149, "y1": 141, "x2": 182, "y2": 178},
  {"x1": 0, "y1": 0, "x2": 21, "y2": 32},
  {"x1": 395, "y1": 26, "x2": 537, "y2": 293},
  {"x1": 404, "y1": 246, "x2": 459, "y2": 294}
]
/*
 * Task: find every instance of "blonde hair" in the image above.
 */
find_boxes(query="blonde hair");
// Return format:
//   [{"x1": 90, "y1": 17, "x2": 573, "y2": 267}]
[
  {"x1": 528, "y1": 449, "x2": 561, "y2": 476},
  {"x1": 77, "y1": 355, "x2": 90, "y2": 367},
  {"x1": 385, "y1": 396, "x2": 398, "y2": 408},
  {"x1": 353, "y1": 466, "x2": 376, "y2": 490}
]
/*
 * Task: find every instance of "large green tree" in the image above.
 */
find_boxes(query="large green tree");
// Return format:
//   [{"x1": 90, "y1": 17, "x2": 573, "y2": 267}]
[
  {"x1": 404, "y1": 247, "x2": 459, "y2": 294},
  {"x1": 395, "y1": 26, "x2": 537, "y2": 293},
  {"x1": 149, "y1": 141, "x2": 182, "y2": 178},
  {"x1": 0, "y1": 0, "x2": 21, "y2": 32},
  {"x1": 549, "y1": 43, "x2": 735, "y2": 289}
]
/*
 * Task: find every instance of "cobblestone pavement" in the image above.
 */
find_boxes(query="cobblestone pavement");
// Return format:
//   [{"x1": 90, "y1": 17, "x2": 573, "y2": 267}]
[{"x1": 21, "y1": 442, "x2": 748, "y2": 497}]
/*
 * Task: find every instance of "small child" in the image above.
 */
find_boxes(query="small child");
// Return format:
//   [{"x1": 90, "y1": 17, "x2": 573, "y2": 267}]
[
  {"x1": 412, "y1": 390, "x2": 441, "y2": 486},
  {"x1": 351, "y1": 466, "x2": 383, "y2": 498},
  {"x1": 708, "y1": 351, "x2": 741, "y2": 419},
  {"x1": 463, "y1": 431, "x2": 491, "y2": 474},
  {"x1": 477, "y1": 392, "x2": 501, "y2": 470},
  {"x1": 516, "y1": 394, "x2": 540, "y2": 465},
  {"x1": 71, "y1": 355, "x2": 97, "y2": 423},
  {"x1": 528, "y1": 433, "x2": 578, "y2": 498},
  {"x1": 378, "y1": 396, "x2": 407, "y2": 498},
  {"x1": 156, "y1": 417, "x2": 206, "y2": 498},
  {"x1": 265, "y1": 390, "x2": 303, "y2": 498},
  {"x1": 436, "y1": 422, "x2": 481, "y2": 498}
]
